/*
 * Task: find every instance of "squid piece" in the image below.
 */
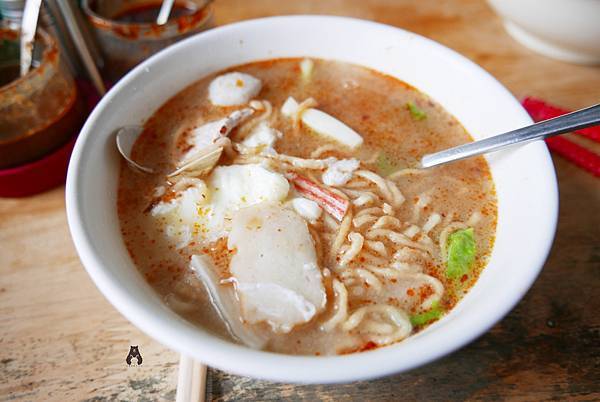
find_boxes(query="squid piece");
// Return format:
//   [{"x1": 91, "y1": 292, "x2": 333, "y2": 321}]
[{"x1": 281, "y1": 96, "x2": 363, "y2": 149}]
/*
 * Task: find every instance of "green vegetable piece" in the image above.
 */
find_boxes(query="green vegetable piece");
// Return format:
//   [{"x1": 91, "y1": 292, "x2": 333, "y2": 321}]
[
  {"x1": 376, "y1": 152, "x2": 399, "y2": 177},
  {"x1": 446, "y1": 227, "x2": 476, "y2": 279},
  {"x1": 410, "y1": 302, "x2": 443, "y2": 326},
  {"x1": 407, "y1": 102, "x2": 427, "y2": 121}
]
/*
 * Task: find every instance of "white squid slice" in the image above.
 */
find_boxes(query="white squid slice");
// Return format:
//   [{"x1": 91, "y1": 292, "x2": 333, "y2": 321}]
[
  {"x1": 302, "y1": 108, "x2": 363, "y2": 149},
  {"x1": 190, "y1": 255, "x2": 268, "y2": 349},
  {"x1": 281, "y1": 96, "x2": 363, "y2": 149}
]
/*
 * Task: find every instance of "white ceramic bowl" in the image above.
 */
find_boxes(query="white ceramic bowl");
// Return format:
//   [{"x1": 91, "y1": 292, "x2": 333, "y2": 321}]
[
  {"x1": 488, "y1": 0, "x2": 600, "y2": 65},
  {"x1": 66, "y1": 16, "x2": 558, "y2": 383}
]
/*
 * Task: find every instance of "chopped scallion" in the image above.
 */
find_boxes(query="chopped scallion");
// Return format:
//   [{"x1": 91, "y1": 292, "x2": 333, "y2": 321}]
[{"x1": 407, "y1": 102, "x2": 427, "y2": 121}]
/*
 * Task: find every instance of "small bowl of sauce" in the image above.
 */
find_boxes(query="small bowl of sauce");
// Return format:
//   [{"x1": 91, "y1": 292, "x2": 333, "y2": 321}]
[
  {"x1": 0, "y1": 25, "x2": 85, "y2": 169},
  {"x1": 82, "y1": 0, "x2": 214, "y2": 81}
]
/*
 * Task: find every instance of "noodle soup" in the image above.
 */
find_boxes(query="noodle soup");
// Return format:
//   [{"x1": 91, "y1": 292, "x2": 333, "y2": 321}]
[{"x1": 118, "y1": 58, "x2": 497, "y2": 355}]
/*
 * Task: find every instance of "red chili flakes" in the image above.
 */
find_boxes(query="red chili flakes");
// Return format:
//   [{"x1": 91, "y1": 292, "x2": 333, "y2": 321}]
[
  {"x1": 461, "y1": 274, "x2": 469, "y2": 283},
  {"x1": 359, "y1": 341, "x2": 378, "y2": 352},
  {"x1": 418, "y1": 285, "x2": 434, "y2": 302},
  {"x1": 406, "y1": 288, "x2": 415, "y2": 297}
]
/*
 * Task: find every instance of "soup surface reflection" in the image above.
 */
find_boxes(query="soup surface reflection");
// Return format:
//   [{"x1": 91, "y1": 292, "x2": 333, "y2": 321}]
[{"x1": 118, "y1": 58, "x2": 497, "y2": 355}]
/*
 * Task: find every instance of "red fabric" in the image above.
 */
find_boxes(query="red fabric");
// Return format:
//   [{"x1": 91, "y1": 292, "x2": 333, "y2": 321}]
[
  {"x1": 522, "y1": 97, "x2": 600, "y2": 178},
  {"x1": 545, "y1": 137, "x2": 600, "y2": 177},
  {"x1": 522, "y1": 97, "x2": 600, "y2": 143}
]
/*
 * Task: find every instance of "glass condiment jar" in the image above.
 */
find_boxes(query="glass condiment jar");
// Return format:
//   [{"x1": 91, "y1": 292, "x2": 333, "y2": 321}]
[
  {"x1": 0, "y1": 24, "x2": 85, "y2": 169},
  {"x1": 81, "y1": 0, "x2": 213, "y2": 82}
]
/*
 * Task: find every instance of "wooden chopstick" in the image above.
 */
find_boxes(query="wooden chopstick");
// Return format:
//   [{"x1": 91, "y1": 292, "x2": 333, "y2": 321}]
[{"x1": 176, "y1": 355, "x2": 207, "y2": 402}]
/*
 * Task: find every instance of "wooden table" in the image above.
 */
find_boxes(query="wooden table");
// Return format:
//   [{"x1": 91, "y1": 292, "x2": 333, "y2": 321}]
[{"x1": 1, "y1": 0, "x2": 599, "y2": 400}]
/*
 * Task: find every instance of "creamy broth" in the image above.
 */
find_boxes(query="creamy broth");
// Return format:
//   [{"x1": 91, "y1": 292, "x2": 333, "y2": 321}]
[{"x1": 118, "y1": 58, "x2": 497, "y2": 355}]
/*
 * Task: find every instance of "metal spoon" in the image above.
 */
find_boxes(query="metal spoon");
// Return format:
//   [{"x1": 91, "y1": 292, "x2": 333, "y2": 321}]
[
  {"x1": 116, "y1": 126, "x2": 155, "y2": 173},
  {"x1": 20, "y1": 0, "x2": 43, "y2": 76},
  {"x1": 421, "y1": 103, "x2": 600, "y2": 168},
  {"x1": 156, "y1": 0, "x2": 175, "y2": 25}
]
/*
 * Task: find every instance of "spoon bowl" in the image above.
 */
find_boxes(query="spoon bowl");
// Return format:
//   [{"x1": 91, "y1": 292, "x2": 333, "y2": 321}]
[{"x1": 115, "y1": 126, "x2": 154, "y2": 174}]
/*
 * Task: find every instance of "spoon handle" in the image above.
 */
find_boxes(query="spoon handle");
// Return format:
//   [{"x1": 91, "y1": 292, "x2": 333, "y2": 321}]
[
  {"x1": 421, "y1": 103, "x2": 600, "y2": 168},
  {"x1": 156, "y1": 0, "x2": 175, "y2": 25},
  {"x1": 20, "y1": 0, "x2": 43, "y2": 76}
]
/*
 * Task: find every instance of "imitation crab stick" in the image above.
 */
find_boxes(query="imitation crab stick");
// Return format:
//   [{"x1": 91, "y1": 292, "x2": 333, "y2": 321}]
[{"x1": 287, "y1": 173, "x2": 349, "y2": 221}]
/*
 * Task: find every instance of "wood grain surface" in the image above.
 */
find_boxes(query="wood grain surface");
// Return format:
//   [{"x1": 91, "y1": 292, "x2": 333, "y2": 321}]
[{"x1": 1, "y1": 0, "x2": 599, "y2": 400}]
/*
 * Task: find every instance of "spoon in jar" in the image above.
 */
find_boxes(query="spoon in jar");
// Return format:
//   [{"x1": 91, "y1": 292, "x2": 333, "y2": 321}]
[
  {"x1": 421, "y1": 103, "x2": 600, "y2": 168},
  {"x1": 20, "y1": 0, "x2": 43, "y2": 76},
  {"x1": 156, "y1": 0, "x2": 175, "y2": 25}
]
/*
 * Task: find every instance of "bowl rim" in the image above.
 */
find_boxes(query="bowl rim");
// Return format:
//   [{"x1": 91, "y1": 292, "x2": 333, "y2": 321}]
[{"x1": 66, "y1": 15, "x2": 558, "y2": 384}]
